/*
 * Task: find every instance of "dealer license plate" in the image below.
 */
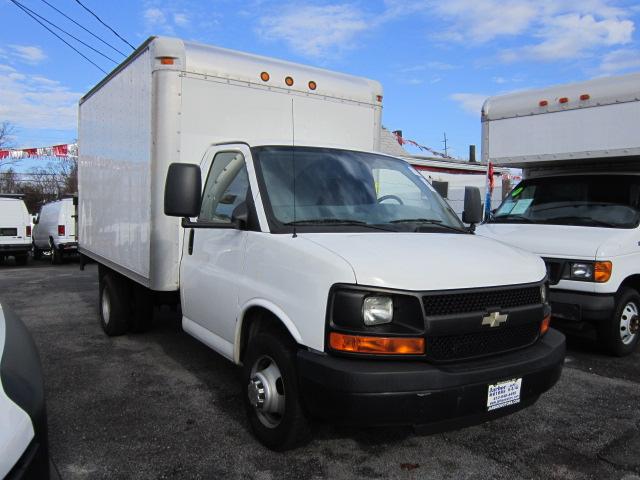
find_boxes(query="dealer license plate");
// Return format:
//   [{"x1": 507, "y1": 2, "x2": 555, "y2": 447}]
[{"x1": 487, "y1": 378, "x2": 522, "y2": 411}]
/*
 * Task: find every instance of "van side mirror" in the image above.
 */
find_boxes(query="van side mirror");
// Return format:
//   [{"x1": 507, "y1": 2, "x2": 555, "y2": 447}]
[
  {"x1": 231, "y1": 202, "x2": 248, "y2": 230},
  {"x1": 462, "y1": 186, "x2": 483, "y2": 226},
  {"x1": 164, "y1": 163, "x2": 202, "y2": 218}
]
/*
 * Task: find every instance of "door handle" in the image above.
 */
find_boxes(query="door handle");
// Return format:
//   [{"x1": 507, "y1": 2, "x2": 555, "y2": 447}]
[{"x1": 188, "y1": 229, "x2": 194, "y2": 255}]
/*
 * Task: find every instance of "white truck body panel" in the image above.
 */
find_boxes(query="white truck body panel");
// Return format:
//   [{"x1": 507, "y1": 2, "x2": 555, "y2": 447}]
[
  {"x1": 482, "y1": 72, "x2": 640, "y2": 166},
  {"x1": 0, "y1": 198, "x2": 30, "y2": 248},
  {"x1": 79, "y1": 37, "x2": 382, "y2": 291},
  {"x1": 33, "y1": 198, "x2": 77, "y2": 250}
]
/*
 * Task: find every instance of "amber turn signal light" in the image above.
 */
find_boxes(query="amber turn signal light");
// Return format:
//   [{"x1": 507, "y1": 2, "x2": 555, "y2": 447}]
[
  {"x1": 329, "y1": 332, "x2": 425, "y2": 355},
  {"x1": 595, "y1": 261, "x2": 612, "y2": 283},
  {"x1": 540, "y1": 315, "x2": 551, "y2": 335},
  {"x1": 159, "y1": 57, "x2": 174, "y2": 65}
]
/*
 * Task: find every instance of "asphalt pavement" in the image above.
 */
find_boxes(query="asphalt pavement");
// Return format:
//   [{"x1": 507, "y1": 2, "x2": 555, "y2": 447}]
[{"x1": 1, "y1": 258, "x2": 639, "y2": 479}]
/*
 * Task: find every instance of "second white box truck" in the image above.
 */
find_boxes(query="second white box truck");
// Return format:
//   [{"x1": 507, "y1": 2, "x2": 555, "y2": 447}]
[
  {"x1": 477, "y1": 72, "x2": 640, "y2": 356},
  {"x1": 78, "y1": 37, "x2": 564, "y2": 450}
]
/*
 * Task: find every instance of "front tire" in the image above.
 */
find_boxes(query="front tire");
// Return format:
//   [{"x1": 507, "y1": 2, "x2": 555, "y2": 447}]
[
  {"x1": 242, "y1": 331, "x2": 311, "y2": 451},
  {"x1": 99, "y1": 272, "x2": 130, "y2": 336},
  {"x1": 598, "y1": 288, "x2": 640, "y2": 356}
]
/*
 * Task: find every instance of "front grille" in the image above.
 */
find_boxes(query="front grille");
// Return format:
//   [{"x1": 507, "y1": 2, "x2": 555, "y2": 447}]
[
  {"x1": 426, "y1": 322, "x2": 540, "y2": 362},
  {"x1": 422, "y1": 286, "x2": 541, "y2": 316}
]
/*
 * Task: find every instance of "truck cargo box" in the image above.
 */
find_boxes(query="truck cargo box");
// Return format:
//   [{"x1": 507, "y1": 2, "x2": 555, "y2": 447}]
[
  {"x1": 482, "y1": 72, "x2": 640, "y2": 167},
  {"x1": 78, "y1": 36, "x2": 383, "y2": 291}
]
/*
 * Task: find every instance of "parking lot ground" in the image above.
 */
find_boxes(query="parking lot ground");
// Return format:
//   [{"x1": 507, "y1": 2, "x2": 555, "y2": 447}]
[{"x1": 1, "y1": 259, "x2": 640, "y2": 479}]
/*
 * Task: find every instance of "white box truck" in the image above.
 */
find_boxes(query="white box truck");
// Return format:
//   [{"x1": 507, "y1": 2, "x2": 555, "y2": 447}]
[
  {"x1": 78, "y1": 36, "x2": 564, "y2": 450},
  {"x1": 0, "y1": 194, "x2": 31, "y2": 266},
  {"x1": 477, "y1": 72, "x2": 640, "y2": 356}
]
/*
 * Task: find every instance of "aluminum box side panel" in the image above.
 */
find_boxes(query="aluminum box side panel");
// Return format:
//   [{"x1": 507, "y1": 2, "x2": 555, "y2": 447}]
[
  {"x1": 484, "y1": 100, "x2": 640, "y2": 166},
  {"x1": 78, "y1": 47, "x2": 153, "y2": 281}
]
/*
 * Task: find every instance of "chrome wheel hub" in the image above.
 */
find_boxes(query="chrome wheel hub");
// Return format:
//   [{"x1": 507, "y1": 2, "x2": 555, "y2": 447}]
[
  {"x1": 619, "y1": 302, "x2": 638, "y2": 345},
  {"x1": 248, "y1": 355, "x2": 285, "y2": 428}
]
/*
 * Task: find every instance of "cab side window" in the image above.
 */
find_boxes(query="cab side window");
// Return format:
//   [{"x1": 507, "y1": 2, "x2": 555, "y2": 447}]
[{"x1": 199, "y1": 151, "x2": 249, "y2": 224}]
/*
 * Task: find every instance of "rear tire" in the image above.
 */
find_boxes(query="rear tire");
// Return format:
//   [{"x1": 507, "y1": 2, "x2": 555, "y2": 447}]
[
  {"x1": 242, "y1": 330, "x2": 312, "y2": 451},
  {"x1": 598, "y1": 287, "x2": 640, "y2": 356},
  {"x1": 99, "y1": 272, "x2": 130, "y2": 336},
  {"x1": 50, "y1": 242, "x2": 62, "y2": 265},
  {"x1": 14, "y1": 254, "x2": 28, "y2": 266}
]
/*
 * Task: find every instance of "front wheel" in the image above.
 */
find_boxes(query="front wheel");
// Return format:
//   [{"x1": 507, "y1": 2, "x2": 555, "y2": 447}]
[
  {"x1": 598, "y1": 288, "x2": 640, "y2": 356},
  {"x1": 242, "y1": 331, "x2": 311, "y2": 451},
  {"x1": 99, "y1": 272, "x2": 130, "y2": 336}
]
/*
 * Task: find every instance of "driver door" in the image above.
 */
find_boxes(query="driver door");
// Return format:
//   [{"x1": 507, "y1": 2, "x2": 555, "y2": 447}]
[{"x1": 180, "y1": 146, "x2": 254, "y2": 360}]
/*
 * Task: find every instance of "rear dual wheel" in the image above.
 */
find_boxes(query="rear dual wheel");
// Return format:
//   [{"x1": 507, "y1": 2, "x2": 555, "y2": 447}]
[{"x1": 99, "y1": 271, "x2": 154, "y2": 336}]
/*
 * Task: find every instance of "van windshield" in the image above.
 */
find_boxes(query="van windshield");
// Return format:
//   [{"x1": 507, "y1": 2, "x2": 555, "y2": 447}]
[
  {"x1": 252, "y1": 146, "x2": 466, "y2": 234},
  {"x1": 491, "y1": 175, "x2": 640, "y2": 229}
]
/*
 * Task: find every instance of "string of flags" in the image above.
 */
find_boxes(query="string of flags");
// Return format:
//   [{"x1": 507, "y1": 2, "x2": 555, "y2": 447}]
[
  {"x1": 0, "y1": 143, "x2": 78, "y2": 160},
  {"x1": 392, "y1": 131, "x2": 453, "y2": 159}
]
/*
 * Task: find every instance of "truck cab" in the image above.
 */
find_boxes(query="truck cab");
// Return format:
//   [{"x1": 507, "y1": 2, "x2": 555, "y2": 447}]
[{"x1": 476, "y1": 72, "x2": 640, "y2": 356}]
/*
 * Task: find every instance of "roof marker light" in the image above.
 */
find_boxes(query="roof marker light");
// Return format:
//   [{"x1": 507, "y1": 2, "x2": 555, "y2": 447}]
[
  {"x1": 559, "y1": 97, "x2": 569, "y2": 104},
  {"x1": 159, "y1": 57, "x2": 174, "y2": 65},
  {"x1": 580, "y1": 94, "x2": 590, "y2": 101},
  {"x1": 308, "y1": 80, "x2": 317, "y2": 90},
  {"x1": 260, "y1": 71, "x2": 270, "y2": 82},
  {"x1": 539, "y1": 100, "x2": 548, "y2": 107},
  {"x1": 285, "y1": 76, "x2": 294, "y2": 86},
  {"x1": 376, "y1": 95, "x2": 383, "y2": 102}
]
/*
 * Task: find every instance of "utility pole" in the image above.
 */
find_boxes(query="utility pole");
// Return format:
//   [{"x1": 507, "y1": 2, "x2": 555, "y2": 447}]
[{"x1": 442, "y1": 132, "x2": 449, "y2": 157}]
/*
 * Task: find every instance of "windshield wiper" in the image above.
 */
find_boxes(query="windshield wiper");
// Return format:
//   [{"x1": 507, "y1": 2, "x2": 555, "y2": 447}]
[
  {"x1": 489, "y1": 215, "x2": 538, "y2": 224},
  {"x1": 284, "y1": 218, "x2": 394, "y2": 232},
  {"x1": 390, "y1": 218, "x2": 469, "y2": 234},
  {"x1": 544, "y1": 216, "x2": 619, "y2": 228}
]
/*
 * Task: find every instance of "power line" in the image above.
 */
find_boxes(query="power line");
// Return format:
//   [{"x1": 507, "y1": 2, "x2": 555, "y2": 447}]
[
  {"x1": 74, "y1": 0, "x2": 136, "y2": 51},
  {"x1": 40, "y1": 0, "x2": 127, "y2": 58},
  {"x1": 10, "y1": 0, "x2": 107, "y2": 74},
  {"x1": 14, "y1": 1, "x2": 118, "y2": 64}
]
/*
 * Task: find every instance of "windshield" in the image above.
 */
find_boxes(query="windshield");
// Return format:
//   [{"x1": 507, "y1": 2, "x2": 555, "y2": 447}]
[
  {"x1": 491, "y1": 175, "x2": 640, "y2": 229},
  {"x1": 252, "y1": 146, "x2": 466, "y2": 233}
]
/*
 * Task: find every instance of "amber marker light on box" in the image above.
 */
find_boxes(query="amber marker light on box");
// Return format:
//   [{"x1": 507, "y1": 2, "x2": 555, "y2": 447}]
[
  {"x1": 329, "y1": 332, "x2": 425, "y2": 355},
  {"x1": 540, "y1": 315, "x2": 551, "y2": 335},
  {"x1": 260, "y1": 71, "x2": 270, "y2": 82},
  {"x1": 159, "y1": 57, "x2": 174, "y2": 65},
  {"x1": 308, "y1": 80, "x2": 317, "y2": 90},
  {"x1": 595, "y1": 261, "x2": 613, "y2": 283},
  {"x1": 285, "y1": 76, "x2": 294, "y2": 86}
]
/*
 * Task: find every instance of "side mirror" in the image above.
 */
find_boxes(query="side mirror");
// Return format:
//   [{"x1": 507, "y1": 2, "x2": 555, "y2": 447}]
[
  {"x1": 164, "y1": 163, "x2": 202, "y2": 217},
  {"x1": 462, "y1": 186, "x2": 483, "y2": 226},
  {"x1": 231, "y1": 202, "x2": 249, "y2": 230}
]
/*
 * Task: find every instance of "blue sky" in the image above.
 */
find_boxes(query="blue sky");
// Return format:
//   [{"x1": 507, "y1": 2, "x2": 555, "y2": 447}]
[{"x1": 1, "y1": 0, "x2": 640, "y2": 166}]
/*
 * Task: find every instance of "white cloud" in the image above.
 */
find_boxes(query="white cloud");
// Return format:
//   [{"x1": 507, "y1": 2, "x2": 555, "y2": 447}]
[
  {"x1": 257, "y1": 4, "x2": 369, "y2": 59},
  {"x1": 0, "y1": 65, "x2": 80, "y2": 131},
  {"x1": 0, "y1": 45, "x2": 47, "y2": 65},
  {"x1": 599, "y1": 48, "x2": 640, "y2": 73},
  {"x1": 450, "y1": 93, "x2": 487, "y2": 115},
  {"x1": 143, "y1": 7, "x2": 190, "y2": 34}
]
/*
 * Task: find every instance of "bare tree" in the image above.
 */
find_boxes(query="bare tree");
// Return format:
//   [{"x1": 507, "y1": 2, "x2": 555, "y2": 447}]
[
  {"x1": 0, "y1": 168, "x2": 19, "y2": 193},
  {"x1": 0, "y1": 121, "x2": 21, "y2": 169}
]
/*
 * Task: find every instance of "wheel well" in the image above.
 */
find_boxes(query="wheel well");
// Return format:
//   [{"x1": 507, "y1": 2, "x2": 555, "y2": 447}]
[
  {"x1": 239, "y1": 307, "x2": 295, "y2": 362},
  {"x1": 620, "y1": 275, "x2": 640, "y2": 295}
]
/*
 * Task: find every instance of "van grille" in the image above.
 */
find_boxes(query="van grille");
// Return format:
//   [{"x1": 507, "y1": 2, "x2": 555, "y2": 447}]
[
  {"x1": 0, "y1": 228, "x2": 17, "y2": 236},
  {"x1": 426, "y1": 322, "x2": 540, "y2": 362},
  {"x1": 422, "y1": 286, "x2": 541, "y2": 317}
]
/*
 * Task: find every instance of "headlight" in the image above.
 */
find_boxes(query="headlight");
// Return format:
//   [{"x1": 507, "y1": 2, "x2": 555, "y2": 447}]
[
  {"x1": 563, "y1": 261, "x2": 612, "y2": 283},
  {"x1": 571, "y1": 263, "x2": 593, "y2": 279},
  {"x1": 362, "y1": 296, "x2": 393, "y2": 326}
]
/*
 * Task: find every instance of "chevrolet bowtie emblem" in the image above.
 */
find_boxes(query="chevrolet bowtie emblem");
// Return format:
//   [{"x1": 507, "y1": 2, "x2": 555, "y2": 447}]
[{"x1": 482, "y1": 311, "x2": 508, "y2": 328}]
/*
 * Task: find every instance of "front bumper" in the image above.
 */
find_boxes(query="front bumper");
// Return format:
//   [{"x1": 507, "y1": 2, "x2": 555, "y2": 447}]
[
  {"x1": 298, "y1": 329, "x2": 565, "y2": 430},
  {"x1": 0, "y1": 244, "x2": 30, "y2": 255},
  {"x1": 549, "y1": 289, "x2": 615, "y2": 323}
]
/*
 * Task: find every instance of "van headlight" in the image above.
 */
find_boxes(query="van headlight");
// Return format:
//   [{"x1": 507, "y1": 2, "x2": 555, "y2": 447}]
[
  {"x1": 562, "y1": 261, "x2": 612, "y2": 283},
  {"x1": 570, "y1": 263, "x2": 593, "y2": 279},
  {"x1": 362, "y1": 296, "x2": 393, "y2": 326}
]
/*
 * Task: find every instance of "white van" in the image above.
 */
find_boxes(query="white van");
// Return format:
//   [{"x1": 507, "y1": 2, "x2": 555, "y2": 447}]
[
  {"x1": 79, "y1": 37, "x2": 565, "y2": 450},
  {"x1": 476, "y1": 72, "x2": 640, "y2": 356},
  {"x1": 0, "y1": 195, "x2": 31, "y2": 266},
  {"x1": 33, "y1": 197, "x2": 77, "y2": 264}
]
